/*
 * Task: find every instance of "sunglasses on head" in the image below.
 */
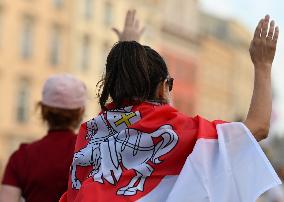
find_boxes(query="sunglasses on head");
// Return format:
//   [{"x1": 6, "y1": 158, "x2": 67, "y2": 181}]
[{"x1": 166, "y1": 77, "x2": 174, "y2": 92}]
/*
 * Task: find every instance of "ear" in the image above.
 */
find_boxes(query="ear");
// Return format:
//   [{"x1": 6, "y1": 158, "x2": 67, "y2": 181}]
[{"x1": 155, "y1": 81, "x2": 166, "y2": 99}]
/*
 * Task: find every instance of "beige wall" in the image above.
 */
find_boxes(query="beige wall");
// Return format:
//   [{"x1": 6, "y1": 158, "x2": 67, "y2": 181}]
[
  {"x1": 162, "y1": 0, "x2": 200, "y2": 37},
  {"x1": 197, "y1": 16, "x2": 253, "y2": 121}
]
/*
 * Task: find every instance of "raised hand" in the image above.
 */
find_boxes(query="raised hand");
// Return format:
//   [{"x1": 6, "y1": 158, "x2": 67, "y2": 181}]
[
  {"x1": 244, "y1": 15, "x2": 280, "y2": 141},
  {"x1": 112, "y1": 9, "x2": 145, "y2": 42},
  {"x1": 249, "y1": 15, "x2": 279, "y2": 68}
]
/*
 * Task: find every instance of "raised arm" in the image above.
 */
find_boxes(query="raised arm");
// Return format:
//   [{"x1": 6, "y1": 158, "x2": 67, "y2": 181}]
[
  {"x1": 244, "y1": 15, "x2": 279, "y2": 141},
  {"x1": 112, "y1": 9, "x2": 145, "y2": 42}
]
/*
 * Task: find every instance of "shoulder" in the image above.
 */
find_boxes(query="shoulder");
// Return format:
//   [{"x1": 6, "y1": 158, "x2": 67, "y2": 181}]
[
  {"x1": 192, "y1": 115, "x2": 227, "y2": 139},
  {"x1": 7, "y1": 143, "x2": 30, "y2": 168},
  {"x1": 10, "y1": 144, "x2": 29, "y2": 160}
]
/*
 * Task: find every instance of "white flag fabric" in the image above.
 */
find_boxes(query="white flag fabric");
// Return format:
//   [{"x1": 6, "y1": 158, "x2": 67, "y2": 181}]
[{"x1": 164, "y1": 122, "x2": 281, "y2": 202}]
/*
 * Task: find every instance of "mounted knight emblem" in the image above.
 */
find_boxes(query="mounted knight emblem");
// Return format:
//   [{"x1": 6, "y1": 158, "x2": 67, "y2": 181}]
[{"x1": 71, "y1": 106, "x2": 178, "y2": 196}]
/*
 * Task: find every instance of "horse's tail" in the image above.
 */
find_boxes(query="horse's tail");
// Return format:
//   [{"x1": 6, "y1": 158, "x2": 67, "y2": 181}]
[{"x1": 150, "y1": 125, "x2": 178, "y2": 164}]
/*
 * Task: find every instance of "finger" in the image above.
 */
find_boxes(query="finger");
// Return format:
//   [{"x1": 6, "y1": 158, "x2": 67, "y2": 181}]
[
  {"x1": 130, "y1": 9, "x2": 136, "y2": 26},
  {"x1": 267, "y1": 20, "x2": 275, "y2": 40},
  {"x1": 112, "y1": 28, "x2": 120, "y2": 36},
  {"x1": 124, "y1": 10, "x2": 131, "y2": 27},
  {"x1": 254, "y1": 19, "x2": 263, "y2": 38},
  {"x1": 273, "y1": 26, "x2": 279, "y2": 43},
  {"x1": 261, "y1": 15, "x2": 270, "y2": 39}
]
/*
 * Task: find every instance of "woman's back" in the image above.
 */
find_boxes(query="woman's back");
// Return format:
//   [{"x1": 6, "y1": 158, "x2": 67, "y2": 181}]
[{"x1": 64, "y1": 102, "x2": 223, "y2": 201}]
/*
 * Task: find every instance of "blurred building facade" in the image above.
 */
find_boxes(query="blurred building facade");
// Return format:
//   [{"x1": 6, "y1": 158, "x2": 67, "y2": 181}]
[
  {"x1": 0, "y1": 0, "x2": 162, "y2": 177},
  {"x1": 197, "y1": 13, "x2": 253, "y2": 121},
  {"x1": 0, "y1": 0, "x2": 253, "y2": 178},
  {"x1": 158, "y1": 1, "x2": 253, "y2": 121},
  {"x1": 0, "y1": 0, "x2": 75, "y2": 176},
  {"x1": 159, "y1": 0, "x2": 199, "y2": 115}
]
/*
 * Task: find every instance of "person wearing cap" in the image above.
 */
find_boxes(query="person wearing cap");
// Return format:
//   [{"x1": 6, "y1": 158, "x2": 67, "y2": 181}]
[
  {"x1": 0, "y1": 74, "x2": 87, "y2": 202},
  {"x1": 0, "y1": 9, "x2": 143, "y2": 202}
]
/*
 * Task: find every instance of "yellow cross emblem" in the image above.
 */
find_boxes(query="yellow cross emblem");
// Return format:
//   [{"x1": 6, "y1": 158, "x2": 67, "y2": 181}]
[{"x1": 114, "y1": 113, "x2": 136, "y2": 127}]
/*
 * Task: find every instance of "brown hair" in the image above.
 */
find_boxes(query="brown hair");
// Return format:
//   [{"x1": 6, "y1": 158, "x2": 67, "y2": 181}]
[{"x1": 38, "y1": 102, "x2": 84, "y2": 130}]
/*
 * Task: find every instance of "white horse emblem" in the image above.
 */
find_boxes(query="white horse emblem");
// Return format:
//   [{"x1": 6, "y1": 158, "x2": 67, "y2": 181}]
[{"x1": 71, "y1": 106, "x2": 178, "y2": 196}]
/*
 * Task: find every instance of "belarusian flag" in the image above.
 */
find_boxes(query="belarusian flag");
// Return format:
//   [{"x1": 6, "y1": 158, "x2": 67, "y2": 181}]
[{"x1": 60, "y1": 102, "x2": 281, "y2": 202}]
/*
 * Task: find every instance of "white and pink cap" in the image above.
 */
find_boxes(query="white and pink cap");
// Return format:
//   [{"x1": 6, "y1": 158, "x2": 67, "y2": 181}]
[{"x1": 41, "y1": 74, "x2": 87, "y2": 109}]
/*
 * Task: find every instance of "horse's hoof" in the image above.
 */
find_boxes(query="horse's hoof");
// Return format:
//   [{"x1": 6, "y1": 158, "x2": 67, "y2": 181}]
[
  {"x1": 116, "y1": 187, "x2": 128, "y2": 195},
  {"x1": 117, "y1": 187, "x2": 139, "y2": 196},
  {"x1": 72, "y1": 179, "x2": 81, "y2": 190},
  {"x1": 123, "y1": 190, "x2": 137, "y2": 196},
  {"x1": 123, "y1": 187, "x2": 138, "y2": 196}
]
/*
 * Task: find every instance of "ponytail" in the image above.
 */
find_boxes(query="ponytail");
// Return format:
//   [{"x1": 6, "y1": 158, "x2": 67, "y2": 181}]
[{"x1": 98, "y1": 41, "x2": 168, "y2": 109}]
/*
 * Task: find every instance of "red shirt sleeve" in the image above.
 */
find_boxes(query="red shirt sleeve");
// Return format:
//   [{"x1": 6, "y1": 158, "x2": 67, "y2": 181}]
[{"x1": 2, "y1": 144, "x2": 27, "y2": 189}]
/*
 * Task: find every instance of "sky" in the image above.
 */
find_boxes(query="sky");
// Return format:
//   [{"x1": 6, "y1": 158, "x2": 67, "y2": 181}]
[{"x1": 200, "y1": 0, "x2": 284, "y2": 133}]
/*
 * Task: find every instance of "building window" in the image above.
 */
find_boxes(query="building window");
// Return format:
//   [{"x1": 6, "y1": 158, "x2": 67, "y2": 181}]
[
  {"x1": 20, "y1": 16, "x2": 34, "y2": 59},
  {"x1": 104, "y1": 2, "x2": 113, "y2": 26},
  {"x1": 79, "y1": 35, "x2": 91, "y2": 70},
  {"x1": 16, "y1": 79, "x2": 30, "y2": 123},
  {"x1": 53, "y1": 0, "x2": 64, "y2": 9},
  {"x1": 83, "y1": 0, "x2": 93, "y2": 20},
  {"x1": 49, "y1": 25, "x2": 61, "y2": 66}
]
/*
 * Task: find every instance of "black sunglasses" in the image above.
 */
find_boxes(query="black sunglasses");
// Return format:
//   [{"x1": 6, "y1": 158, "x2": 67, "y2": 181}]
[{"x1": 166, "y1": 77, "x2": 174, "y2": 92}]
